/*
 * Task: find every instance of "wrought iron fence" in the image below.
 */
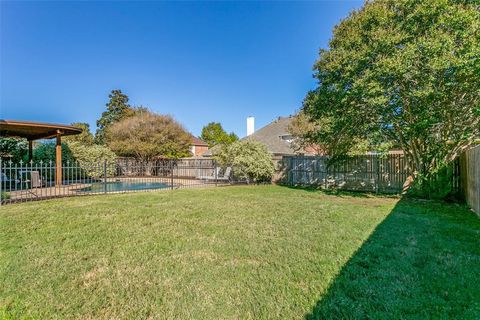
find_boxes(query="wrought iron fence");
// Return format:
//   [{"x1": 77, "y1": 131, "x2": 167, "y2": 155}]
[{"x1": 0, "y1": 158, "x2": 239, "y2": 204}]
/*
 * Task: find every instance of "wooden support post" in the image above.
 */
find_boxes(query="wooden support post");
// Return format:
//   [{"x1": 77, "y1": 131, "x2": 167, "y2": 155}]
[
  {"x1": 55, "y1": 132, "x2": 62, "y2": 186},
  {"x1": 28, "y1": 140, "x2": 33, "y2": 162}
]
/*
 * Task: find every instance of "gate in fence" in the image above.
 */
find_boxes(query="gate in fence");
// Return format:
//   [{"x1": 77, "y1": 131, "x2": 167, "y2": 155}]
[
  {"x1": 459, "y1": 145, "x2": 480, "y2": 215},
  {"x1": 0, "y1": 158, "x2": 235, "y2": 204},
  {"x1": 282, "y1": 154, "x2": 411, "y2": 193}
]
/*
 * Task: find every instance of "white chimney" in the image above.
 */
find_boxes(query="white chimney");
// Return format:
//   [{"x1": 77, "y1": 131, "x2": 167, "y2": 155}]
[{"x1": 247, "y1": 116, "x2": 255, "y2": 136}]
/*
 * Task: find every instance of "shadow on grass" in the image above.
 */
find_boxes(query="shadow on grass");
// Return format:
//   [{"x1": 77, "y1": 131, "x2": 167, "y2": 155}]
[{"x1": 305, "y1": 197, "x2": 480, "y2": 319}]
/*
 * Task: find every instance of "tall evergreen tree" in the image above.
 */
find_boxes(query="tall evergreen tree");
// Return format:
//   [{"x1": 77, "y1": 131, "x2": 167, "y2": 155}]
[{"x1": 95, "y1": 90, "x2": 135, "y2": 144}]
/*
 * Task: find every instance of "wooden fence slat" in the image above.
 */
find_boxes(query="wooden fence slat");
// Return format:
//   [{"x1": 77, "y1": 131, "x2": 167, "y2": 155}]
[
  {"x1": 282, "y1": 154, "x2": 410, "y2": 194},
  {"x1": 460, "y1": 145, "x2": 480, "y2": 216}
]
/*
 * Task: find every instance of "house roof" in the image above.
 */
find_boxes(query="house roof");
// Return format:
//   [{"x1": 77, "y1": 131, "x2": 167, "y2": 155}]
[
  {"x1": 202, "y1": 144, "x2": 221, "y2": 156},
  {"x1": 202, "y1": 116, "x2": 312, "y2": 157},
  {"x1": 244, "y1": 116, "x2": 299, "y2": 155},
  {"x1": 191, "y1": 136, "x2": 208, "y2": 146}
]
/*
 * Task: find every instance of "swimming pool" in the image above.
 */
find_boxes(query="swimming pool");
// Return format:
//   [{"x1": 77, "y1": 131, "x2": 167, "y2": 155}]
[{"x1": 80, "y1": 181, "x2": 170, "y2": 193}]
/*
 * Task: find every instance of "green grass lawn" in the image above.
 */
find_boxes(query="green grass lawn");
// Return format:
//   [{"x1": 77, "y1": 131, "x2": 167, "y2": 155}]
[{"x1": 1, "y1": 186, "x2": 479, "y2": 319}]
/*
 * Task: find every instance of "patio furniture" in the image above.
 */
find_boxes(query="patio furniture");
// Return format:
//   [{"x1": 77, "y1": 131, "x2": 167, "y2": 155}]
[
  {"x1": 197, "y1": 167, "x2": 221, "y2": 180},
  {"x1": 216, "y1": 167, "x2": 232, "y2": 182},
  {"x1": 30, "y1": 171, "x2": 42, "y2": 188},
  {"x1": 199, "y1": 167, "x2": 232, "y2": 182},
  {"x1": 19, "y1": 170, "x2": 43, "y2": 197}
]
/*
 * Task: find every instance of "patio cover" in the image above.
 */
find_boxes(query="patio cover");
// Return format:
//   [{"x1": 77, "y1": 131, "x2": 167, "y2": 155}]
[
  {"x1": 0, "y1": 119, "x2": 82, "y2": 185},
  {"x1": 0, "y1": 119, "x2": 82, "y2": 140}
]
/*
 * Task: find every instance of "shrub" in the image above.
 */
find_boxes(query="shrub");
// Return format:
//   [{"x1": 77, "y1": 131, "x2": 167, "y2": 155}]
[
  {"x1": 1, "y1": 191, "x2": 10, "y2": 201},
  {"x1": 217, "y1": 140, "x2": 274, "y2": 183},
  {"x1": 66, "y1": 141, "x2": 117, "y2": 177},
  {"x1": 29, "y1": 141, "x2": 116, "y2": 178},
  {"x1": 407, "y1": 163, "x2": 459, "y2": 201}
]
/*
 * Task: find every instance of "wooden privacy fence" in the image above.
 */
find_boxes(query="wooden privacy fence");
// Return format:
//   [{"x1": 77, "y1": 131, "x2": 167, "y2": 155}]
[
  {"x1": 282, "y1": 154, "x2": 410, "y2": 193},
  {"x1": 116, "y1": 157, "x2": 217, "y2": 178},
  {"x1": 459, "y1": 145, "x2": 480, "y2": 216}
]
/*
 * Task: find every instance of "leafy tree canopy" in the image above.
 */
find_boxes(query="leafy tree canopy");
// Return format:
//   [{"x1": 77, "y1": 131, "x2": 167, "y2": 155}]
[
  {"x1": 31, "y1": 141, "x2": 76, "y2": 164},
  {"x1": 95, "y1": 89, "x2": 137, "y2": 144},
  {"x1": 200, "y1": 122, "x2": 238, "y2": 147},
  {"x1": 300, "y1": 0, "x2": 479, "y2": 179},
  {"x1": 0, "y1": 138, "x2": 28, "y2": 163},
  {"x1": 64, "y1": 122, "x2": 95, "y2": 145},
  {"x1": 288, "y1": 110, "x2": 394, "y2": 156},
  {"x1": 105, "y1": 111, "x2": 192, "y2": 161},
  {"x1": 216, "y1": 140, "x2": 275, "y2": 183}
]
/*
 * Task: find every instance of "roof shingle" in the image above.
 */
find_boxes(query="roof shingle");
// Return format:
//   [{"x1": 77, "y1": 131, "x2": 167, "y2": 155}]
[{"x1": 243, "y1": 116, "x2": 298, "y2": 155}]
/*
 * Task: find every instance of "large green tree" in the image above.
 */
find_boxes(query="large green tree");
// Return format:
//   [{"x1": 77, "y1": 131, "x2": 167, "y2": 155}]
[
  {"x1": 64, "y1": 122, "x2": 95, "y2": 145},
  {"x1": 0, "y1": 138, "x2": 28, "y2": 163},
  {"x1": 301, "y1": 0, "x2": 479, "y2": 180},
  {"x1": 95, "y1": 89, "x2": 136, "y2": 144},
  {"x1": 105, "y1": 111, "x2": 192, "y2": 161},
  {"x1": 200, "y1": 122, "x2": 238, "y2": 147}
]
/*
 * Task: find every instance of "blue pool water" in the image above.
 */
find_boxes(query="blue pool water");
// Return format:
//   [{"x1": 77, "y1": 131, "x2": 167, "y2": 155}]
[{"x1": 80, "y1": 181, "x2": 170, "y2": 192}]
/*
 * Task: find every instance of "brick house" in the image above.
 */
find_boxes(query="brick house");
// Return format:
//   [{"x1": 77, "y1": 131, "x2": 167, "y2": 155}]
[{"x1": 190, "y1": 136, "x2": 209, "y2": 157}]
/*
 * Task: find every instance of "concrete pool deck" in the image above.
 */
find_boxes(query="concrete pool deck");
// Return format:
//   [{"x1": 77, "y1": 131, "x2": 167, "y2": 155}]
[{"x1": 3, "y1": 177, "x2": 231, "y2": 203}]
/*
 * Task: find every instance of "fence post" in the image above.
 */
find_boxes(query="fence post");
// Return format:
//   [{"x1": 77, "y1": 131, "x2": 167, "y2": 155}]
[
  {"x1": 375, "y1": 156, "x2": 380, "y2": 194},
  {"x1": 214, "y1": 160, "x2": 218, "y2": 187},
  {"x1": 289, "y1": 157, "x2": 293, "y2": 186},
  {"x1": 170, "y1": 160, "x2": 174, "y2": 190},
  {"x1": 103, "y1": 159, "x2": 107, "y2": 194},
  {"x1": 332, "y1": 160, "x2": 335, "y2": 189},
  {"x1": 324, "y1": 157, "x2": 327, "y2": 189}
]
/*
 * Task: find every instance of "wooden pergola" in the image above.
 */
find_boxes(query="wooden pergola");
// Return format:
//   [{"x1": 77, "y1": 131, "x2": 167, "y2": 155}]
[{"x1": 0, "y1": 120, "x2": 82, "y2": 186}]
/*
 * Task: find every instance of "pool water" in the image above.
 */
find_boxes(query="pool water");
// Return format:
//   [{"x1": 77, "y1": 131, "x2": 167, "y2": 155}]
[{"x1": 80, "y1": 181, "x2": 170, "y2": 192}]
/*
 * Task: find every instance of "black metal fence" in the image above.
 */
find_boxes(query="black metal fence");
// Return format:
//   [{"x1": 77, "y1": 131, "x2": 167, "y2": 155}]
[
  {"x1": 0, "y1": 158, "x2": 239, "y2": 204},
  {"x1": 281, "y1": 154, "x2": 410, "y2": 193}
]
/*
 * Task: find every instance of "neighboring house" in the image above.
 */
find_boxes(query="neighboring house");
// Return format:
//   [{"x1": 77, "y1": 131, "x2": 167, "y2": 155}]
[
  {"x1": 202, "y1": 116, "x2": 319, "y2": 159},
  {"x1": 243, "y1": 116, "x2": 318, "y2": 160},
  {"x1": 200, "y1": 116, "x2": 319, "y2": 182},
  {"x1": 239, "y1": 116, "x2": 406, "y2": 158},
  {"x1": 190, "y1": 136, "x2": 209, "y2": 157}
]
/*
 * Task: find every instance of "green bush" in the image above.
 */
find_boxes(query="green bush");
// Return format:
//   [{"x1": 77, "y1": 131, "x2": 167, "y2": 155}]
[
  {"x1": 66, "y1": 141, "x2": 117, "y2": 177},
  {"x1": 1, "y1": 191, "x2": 10, "y2": 201},
  {"x1": 29, "y1": 141, "x2": 116, "y2": 178},
  {"x1": 216, "y1": 140, "x2": 275, "y2": 183},
  {"x1": 407, "y1": 164, "x2": 459, "y2": 200}
]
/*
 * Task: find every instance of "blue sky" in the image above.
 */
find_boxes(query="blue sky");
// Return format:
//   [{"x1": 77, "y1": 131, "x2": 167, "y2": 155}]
[{"x1": 0, "y1": 1, "x2": 362, "y2": 138}]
